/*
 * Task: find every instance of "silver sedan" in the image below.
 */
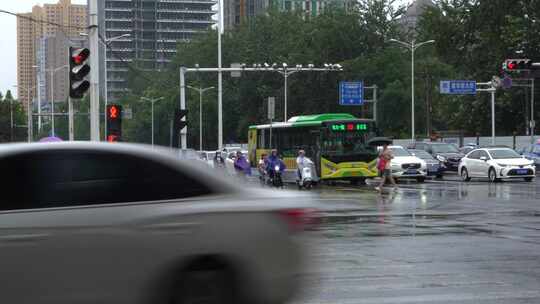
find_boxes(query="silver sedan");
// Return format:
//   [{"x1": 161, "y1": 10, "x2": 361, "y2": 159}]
[{"x1": 0, "y1": 142, "x2": 316, "y2": 304}]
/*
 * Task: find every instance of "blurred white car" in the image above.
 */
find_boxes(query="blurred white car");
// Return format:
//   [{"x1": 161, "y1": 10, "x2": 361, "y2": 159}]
[
  {"x1": 459, "y1": 147, "x2": 536, "y2": 182},
  {"x1": 388, "y1": 145, "x2": 427, "y2": 182},
  {"x1": 0, "y1": 142, "x2": 315, "y2": 304},
  {"x1": 199, "y1": 151, "x2": 216, "y2": 167}
]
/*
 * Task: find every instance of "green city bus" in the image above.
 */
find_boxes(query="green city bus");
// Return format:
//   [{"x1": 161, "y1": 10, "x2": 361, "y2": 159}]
[{"x1": 248, "y1": 113, "x2": 381, "y2": 183}]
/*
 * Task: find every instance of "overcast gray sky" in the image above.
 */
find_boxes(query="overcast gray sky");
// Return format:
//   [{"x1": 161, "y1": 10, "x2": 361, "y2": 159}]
[
  {"x1": 1, "y1": 0, "x2": 410, "y2": 98},
  {"x1": 0, "y1": 1, "x2": 86, "y2": 98}
]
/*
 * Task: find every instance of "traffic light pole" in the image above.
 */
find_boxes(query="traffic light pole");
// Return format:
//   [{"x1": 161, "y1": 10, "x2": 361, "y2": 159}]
[
  {"x1": 179, "y1": 65, "x2": 342, "y2": 150},
  {"x1": 89, "y1": 0, "x2": 100, "y2": 141},
  {"x1": 477, "y1": 81, "x2": 497, "y2": 145},
  {"x1": 531, "y1": 79, "x2": 535, "y2": 144},
  {"x1": 68, "y1": 97, "x2": 74, "y2": 141},
  {"x1": 179, "y1": 67, "x2": 187, "y2": 149}
]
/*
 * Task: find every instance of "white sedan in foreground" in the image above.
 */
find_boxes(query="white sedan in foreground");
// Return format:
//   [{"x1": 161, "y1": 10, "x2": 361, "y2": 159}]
[
  {"x1": 388, "y1": 146, "x2": 428, "y2": 182},
  {"x1": 459, "y1": 147, "x2": 536, "y2": 182},
  {"x1": 0, "y1": 142, "x2": 315, "y2": 304}
]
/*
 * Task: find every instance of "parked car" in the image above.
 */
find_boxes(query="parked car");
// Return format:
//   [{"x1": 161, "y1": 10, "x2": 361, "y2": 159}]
[
  {"x1": 388, "y1": 146, "x2": 427, "y2": 182},
  {"x1": 408, "y1": 142, "x2": 464, "y2": 171},
  {"x1": 199, "y1": 151, "x2": 216, "y2": 167},
  {"x1": 409, "y1": 149, "x2": 444, "y2": 178},
  {"x1": 519, "y1": 141, "x2": 540, "y2": 171},
  {"x1": 459, "y1": 147, "x2": 536, "y2": 182},
  {"x1": 0, "y1": 142, "x2": 314, "y2": 304},
  {"x1": 459, "y1": 143, "x2": 477, "y2": 155}
]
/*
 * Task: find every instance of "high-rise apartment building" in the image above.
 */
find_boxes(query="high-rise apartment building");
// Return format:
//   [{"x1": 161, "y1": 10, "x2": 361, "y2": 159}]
[
  {"x1": 96, "y1": 0, "x2": 217, "y2": 101},
  {"x1": 398, "y1": 0, "x2": 436, "y2": 36},
  {"x1": 223, "y1": 0, "x2": 352, "y2": 30},
  {"x1": 16, "y1": 0, "x2": 87, "y2": 111}
]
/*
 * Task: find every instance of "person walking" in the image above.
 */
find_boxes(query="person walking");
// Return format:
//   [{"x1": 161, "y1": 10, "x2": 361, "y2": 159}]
[{"x1": 375, "y1": 143, "x2": 397, "y2": 192}]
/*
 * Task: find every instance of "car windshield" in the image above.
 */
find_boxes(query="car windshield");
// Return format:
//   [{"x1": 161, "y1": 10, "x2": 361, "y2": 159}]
[
  {"x1": 431, "y1": 144, "x2": 460, "y2": 153},
  {"x1": 390, "y1": 147, "x2": 411, "y2": 157},
  {"x1": 411, "y1": 150, "x2": 433, "y2": 159},
  {"x1": 533, "y1": 145, "x2": 540, "y2": 154},
  {"x1": 489, "y1": 149, "x2": 522, "y2": 159}
]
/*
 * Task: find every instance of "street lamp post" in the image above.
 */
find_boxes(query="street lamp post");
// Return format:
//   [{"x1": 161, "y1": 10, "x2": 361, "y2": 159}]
[
  {"x1": 276, "y1": 67, "x2": 298, "y2": 122},
  {"x1": 187, "y1": 85, "x2": 215, "y2": 151},
  {"x1": 389, "y1": 39, "x2": 435, "y2": 142},
  {"x1": 45, "y1": 65, "x2": 69, "y2": 136},
  {"x1": 141, "y1": 96, "x2": 164, "y2": 147},
  {"x1": 9, "y1": 92, "x2": 14, "y2": 141}
]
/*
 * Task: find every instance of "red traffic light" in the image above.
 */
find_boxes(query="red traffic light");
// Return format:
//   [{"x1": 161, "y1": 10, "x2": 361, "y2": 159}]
[
  {"x1": 107, "y1": 134, "x2": 120, "y2": 142},
  {"x1": 71, "y1": 48, "x2": 90, "y2": 65},
  {"x1": 504, "y1": 58, "x2": 532, "y2": 71}
]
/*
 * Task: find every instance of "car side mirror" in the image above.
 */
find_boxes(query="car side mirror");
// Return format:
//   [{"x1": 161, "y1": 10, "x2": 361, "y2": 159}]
[{"x1": 480, "y1": 156, "x2": 487, "y2": 161}]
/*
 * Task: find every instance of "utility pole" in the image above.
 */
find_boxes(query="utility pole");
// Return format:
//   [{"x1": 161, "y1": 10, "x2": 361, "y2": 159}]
[
  {"x1": 531, "y1": 79, "x2": 535, "y2": 144},
  {"x1": 217, "y1": 0, "x2": 223, "y2": 150},
  {"x1": 89, "y1": 0, "x2": 100, "y2": 141},
  {"x1": 10, "y1": 97, "x2": 13, "y2": 141},
  {"x1": 68, "y1": 97, "x2": 74, "y2": 141},
  {"x1": 477, "y1": 81, "x2": 497, "y2": 145}
]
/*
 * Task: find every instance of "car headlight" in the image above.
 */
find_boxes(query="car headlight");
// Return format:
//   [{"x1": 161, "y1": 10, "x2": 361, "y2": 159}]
[
  {"x1": 436, "y1": 155, "x2": 446, "y2": 162},
  {"x1": 496, "y1": 163, "x2": 508, "y2": 167}
]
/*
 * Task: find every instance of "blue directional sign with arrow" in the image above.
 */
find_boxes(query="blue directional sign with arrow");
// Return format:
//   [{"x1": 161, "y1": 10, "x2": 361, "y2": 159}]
[
  {"x1": 339, "y1": 81, "x2": 364, "y2": 105},
  {"x1": 440, "y1": 80, "x2": 477, "y2": 95}
]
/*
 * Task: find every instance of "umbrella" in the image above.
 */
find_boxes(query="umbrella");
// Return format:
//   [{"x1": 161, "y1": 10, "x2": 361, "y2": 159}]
[
  {"x1": 39, "y1": 136, "x2": 63, "y2": 142},
  {"x1": 367, "y1": 137, "x2": 393, "y2": 147}
]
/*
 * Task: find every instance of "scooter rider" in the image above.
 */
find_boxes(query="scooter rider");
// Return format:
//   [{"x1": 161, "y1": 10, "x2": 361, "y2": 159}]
[
  {"x1": 213, "y1": 151, "x2": 226, "y2": 169},
  {"x1": 234, "y1": 150, "x2": 251, "y2": 178},
  {"x1": 258, "y1": 153, "x2": 268, "y2": 174},
  {"x1": 266, "y1": 149, "x2": 286, "y2": 179},
  {"x1": 296, "y1": 149, "x2": 311, "y2": 181}
]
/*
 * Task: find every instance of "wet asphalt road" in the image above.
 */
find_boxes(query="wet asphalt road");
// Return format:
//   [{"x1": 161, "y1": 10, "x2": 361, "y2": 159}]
[{"x1": 292, "y1": 175, "x2": 540, "y2": 304}]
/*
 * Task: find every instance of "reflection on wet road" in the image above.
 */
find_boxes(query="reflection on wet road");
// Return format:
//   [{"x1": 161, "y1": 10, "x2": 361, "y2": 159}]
[{"x1": 295, "y1": 178, "x2": 540, "y2": 304}]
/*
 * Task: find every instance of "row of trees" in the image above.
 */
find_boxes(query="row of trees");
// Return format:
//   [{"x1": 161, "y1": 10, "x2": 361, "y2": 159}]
[
  {"x1": 0, "y1": 90, "x2": 27, "y2": 142},
  {"x1": 4, "y1": 1, "x2": 538, "y2": 147},
  {"x1": 116, "y1": 0, "x2": 539, "y2": 149}
]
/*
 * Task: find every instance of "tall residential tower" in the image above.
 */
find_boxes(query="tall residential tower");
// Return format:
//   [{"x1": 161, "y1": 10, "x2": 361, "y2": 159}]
[
  {"x1": 16, "y1": 0, "x2": 87, "y2": 111},
  {"x1": 98, "y1": 0, "x2": 217, "y2": 101}
]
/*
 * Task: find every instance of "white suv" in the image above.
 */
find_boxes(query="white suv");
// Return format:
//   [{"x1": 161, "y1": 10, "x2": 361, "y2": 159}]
[
  {"x1": 459, "y1": 147, "x2": 536, "y2": 182},
  {"x1": 388, "y1": 146, "x2": 428, "y2": 182}
]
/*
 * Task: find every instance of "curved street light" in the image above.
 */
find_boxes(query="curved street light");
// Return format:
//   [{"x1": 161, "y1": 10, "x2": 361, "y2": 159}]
[{"x1": 389, "y1": 38, "x2": 435, "y2": 142}]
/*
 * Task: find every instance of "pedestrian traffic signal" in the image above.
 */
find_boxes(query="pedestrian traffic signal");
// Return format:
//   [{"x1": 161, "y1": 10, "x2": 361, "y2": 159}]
[
  {"x1": 106, "y1": 104, "x2": 122, "y2": 142},
  {"x1": 172, "y1": 109, "x2": 188, "y2": 148},
  {"x1": 503, "y1": 59, "x2": 532, "y2": 72},
  {"x1": 69, "y1": 47, "x2": 91, "y2": 99}
]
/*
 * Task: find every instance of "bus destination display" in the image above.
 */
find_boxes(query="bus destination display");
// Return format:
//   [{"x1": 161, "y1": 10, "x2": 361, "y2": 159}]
[{"x1": 330, "y1": 123, "x2": 368, "y2": 132}]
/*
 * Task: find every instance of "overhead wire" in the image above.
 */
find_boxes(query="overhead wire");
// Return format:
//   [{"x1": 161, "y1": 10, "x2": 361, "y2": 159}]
[{"x1": 2, "y1": 8, "x2": 178, "y2": 92}]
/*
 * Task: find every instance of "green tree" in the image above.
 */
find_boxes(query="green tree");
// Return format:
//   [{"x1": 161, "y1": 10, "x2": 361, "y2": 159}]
[{"x1": 0, "y1": 90, "x2": 27, "y2": 142}]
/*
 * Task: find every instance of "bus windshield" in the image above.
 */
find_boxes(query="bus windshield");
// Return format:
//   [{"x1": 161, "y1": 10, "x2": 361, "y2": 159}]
[{"x1": 323, "y1": 132, "x2": 374, "y2": 155}]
